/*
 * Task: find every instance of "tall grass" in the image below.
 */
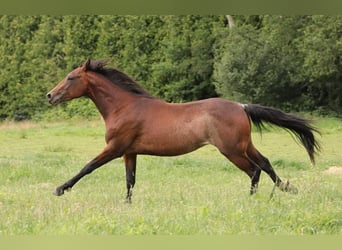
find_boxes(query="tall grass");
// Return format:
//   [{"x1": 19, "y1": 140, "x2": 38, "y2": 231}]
[{"x1": 0, "y1": 118, "x2": 341, "y2": 235}]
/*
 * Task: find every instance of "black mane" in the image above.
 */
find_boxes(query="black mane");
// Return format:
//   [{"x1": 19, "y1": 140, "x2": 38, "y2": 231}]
[{"x1": 86, "y1": 59, "x2": 153, "y2": 98}]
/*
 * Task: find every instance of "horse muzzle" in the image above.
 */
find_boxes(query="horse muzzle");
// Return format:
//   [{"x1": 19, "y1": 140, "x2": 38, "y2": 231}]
[{"x1": 46, "y1": 91, "x2": 62, "y2": 105}]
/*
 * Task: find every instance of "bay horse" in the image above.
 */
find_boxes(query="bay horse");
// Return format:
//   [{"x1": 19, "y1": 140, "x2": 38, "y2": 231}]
[{"x1": 46, "y1": 59, "x2": 320, "y2": 202}]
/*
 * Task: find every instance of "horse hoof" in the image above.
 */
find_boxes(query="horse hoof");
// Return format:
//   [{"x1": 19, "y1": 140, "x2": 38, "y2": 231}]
[
  {"x1": 279, "y1": 180, "x2": 298, "y2": 194},
  {"x1": 53, "y1": 187, "x2": 65, "y2": 196}
]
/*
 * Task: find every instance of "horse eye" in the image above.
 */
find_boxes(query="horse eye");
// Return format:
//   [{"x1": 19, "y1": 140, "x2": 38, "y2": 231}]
[{"x1": 67, "y1": 76, "x2": 78, "y2": 81}]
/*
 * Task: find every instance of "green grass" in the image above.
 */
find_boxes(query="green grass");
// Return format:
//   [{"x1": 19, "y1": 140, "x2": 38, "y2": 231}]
[{"x1": 0, "y1": 117, "x2": 341, "y2": 235}]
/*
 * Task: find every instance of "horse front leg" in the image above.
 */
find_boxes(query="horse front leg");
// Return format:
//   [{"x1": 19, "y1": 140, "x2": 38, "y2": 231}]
[
  {"x1": 124, "y1": 154, "x2": 137, "y2": 203},
  {"x1": 54, "y1": 143, "x2": 120, "y2": 196}
]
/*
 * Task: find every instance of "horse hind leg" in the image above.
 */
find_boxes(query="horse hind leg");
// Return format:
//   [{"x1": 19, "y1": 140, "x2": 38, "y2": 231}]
[
  {"x1": 247, "y1": 144, "x2": 298, "y2": 194},
  {"x1": 221, "y1": 150, "x2": 262, "y2": 195}
]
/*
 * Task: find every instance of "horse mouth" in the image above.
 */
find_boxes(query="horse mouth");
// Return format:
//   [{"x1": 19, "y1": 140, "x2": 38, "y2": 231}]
[
  {"x1": 47, "y1": 93, "x2": 62, "y2": 105},
  {"x1": 49, "y1": 99, "x2": 60, "y2": 105}
]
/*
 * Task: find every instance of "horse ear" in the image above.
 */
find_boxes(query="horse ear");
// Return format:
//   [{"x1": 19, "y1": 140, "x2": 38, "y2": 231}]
[{"x1": 82, "y1": 59, "x2": 91, "y2": 71}]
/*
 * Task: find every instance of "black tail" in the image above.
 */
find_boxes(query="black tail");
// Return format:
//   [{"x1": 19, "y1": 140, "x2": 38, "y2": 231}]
[{"x1": 243, "y1": 104, "x2": 321, "y2": 164}]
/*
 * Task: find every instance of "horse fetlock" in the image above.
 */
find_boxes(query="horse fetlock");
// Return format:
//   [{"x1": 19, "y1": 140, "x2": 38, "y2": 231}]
[
  {"x1": 125, "y1": 188, "x2": 133, "y2": 203},
  {"x1": 250, "y1": 185, "x2": 258, "y2": 195}
]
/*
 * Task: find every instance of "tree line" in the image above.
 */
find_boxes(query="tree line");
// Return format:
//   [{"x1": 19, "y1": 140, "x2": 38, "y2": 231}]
[{"x1": 0, "y1": 15, "x2": 341, "y2": 121}]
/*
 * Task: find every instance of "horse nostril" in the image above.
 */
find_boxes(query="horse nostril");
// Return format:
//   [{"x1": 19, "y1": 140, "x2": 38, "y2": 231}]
[{"x1": 47, "y1": 93, "x2": 51, "y2": 100}]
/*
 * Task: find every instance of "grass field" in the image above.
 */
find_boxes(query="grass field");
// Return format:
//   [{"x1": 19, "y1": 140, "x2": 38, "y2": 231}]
[{"x1": 0, "y1": 116, "x2": 341, "y2": 235}]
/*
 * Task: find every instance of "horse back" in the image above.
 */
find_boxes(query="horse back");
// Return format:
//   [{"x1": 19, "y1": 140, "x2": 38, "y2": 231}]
[{"x1": 124, "y1": 98, "x2": 250, "y2": 156}]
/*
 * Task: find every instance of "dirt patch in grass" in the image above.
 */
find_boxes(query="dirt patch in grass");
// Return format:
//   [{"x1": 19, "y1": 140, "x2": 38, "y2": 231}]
[{"x1": 324, "y1": 166, "x2": 342, "y2": 175}]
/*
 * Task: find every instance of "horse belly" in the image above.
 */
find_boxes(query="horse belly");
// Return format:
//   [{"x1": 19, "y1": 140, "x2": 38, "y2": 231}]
[{"x1": 129, "y1": 121, "x2": 209, "y2": 156}]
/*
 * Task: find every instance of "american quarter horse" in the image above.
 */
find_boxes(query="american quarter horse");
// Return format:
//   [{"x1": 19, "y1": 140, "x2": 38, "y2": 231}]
[{"x1": 47, "y1": 59, "x2": 320, "y2": 202}]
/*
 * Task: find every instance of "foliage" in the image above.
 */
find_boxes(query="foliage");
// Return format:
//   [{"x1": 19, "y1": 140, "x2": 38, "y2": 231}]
[
  {"x1": 214, "y1": 15, "x2": 342, "y2": 113},
  {"x1": 0, "y1": 15, "x2": 342, "y2": 120},
  {"x1": 150, "y1": 15, "x2": 219, "y2": 102}
]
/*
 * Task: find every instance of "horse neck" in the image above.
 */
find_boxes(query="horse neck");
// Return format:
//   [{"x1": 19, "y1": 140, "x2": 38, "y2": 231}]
[{"x1": 86, "y1": 72, "x2": 134, "y2": 120}]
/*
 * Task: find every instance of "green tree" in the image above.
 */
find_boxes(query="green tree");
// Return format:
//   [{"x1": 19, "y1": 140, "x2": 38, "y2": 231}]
[
  {"x1": 96, "y1": 15, "x2": 219, "y2": 102},
  {"x1": 0, "y1": 16, "x2": 41, "y2": 120},
  {"x1": 214, "y1": 16, "x2": 309, "y2": 110},
  {"x1": 62, "y1": 15, "x2": 101, "y2": 69},
  {"x1": 214, "y1": 15, "x2": 342, "y2": 114},
  {"x1": 1, "y1": 15, "x2": 341, "y2": 120},
  {"x1": 151, "y1": 15, "x2": 219, "y2": 102},
  {"x1": 298, "y1": 15, "x2": 342, "y2": 113},
  {"x1": 96, "y1": 15, "x2": 166, "y2": 93}
]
